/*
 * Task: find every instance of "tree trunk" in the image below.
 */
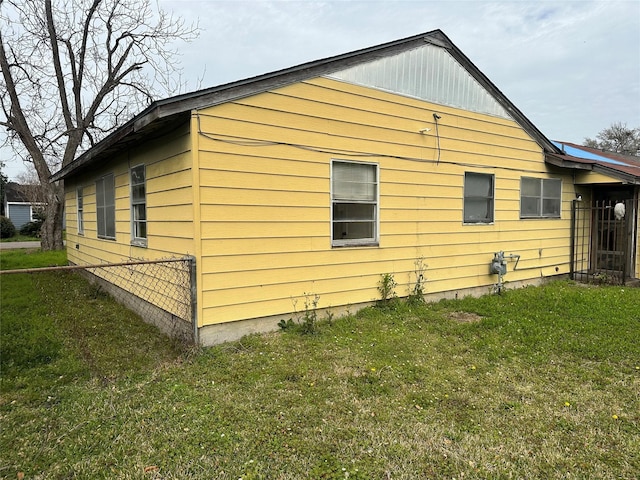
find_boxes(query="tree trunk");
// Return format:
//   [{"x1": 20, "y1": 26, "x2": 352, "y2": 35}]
[{"x1": 40, "y1": 181, "x2": 65, "y2": 251}]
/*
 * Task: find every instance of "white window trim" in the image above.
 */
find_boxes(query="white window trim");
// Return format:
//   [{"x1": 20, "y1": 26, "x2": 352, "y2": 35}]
[
  {"x1": 520, "y1": 177, "x2": 562, "y2": 219},
  {"x1": 463, "y1": 171, "x2": 495, "y2": 225},
  {"x1": 129, "y1": 164, "x2": 147, "y2": 247},
  {"x1": 331, "y1": 159, "x2": 380, "y2": 247}
]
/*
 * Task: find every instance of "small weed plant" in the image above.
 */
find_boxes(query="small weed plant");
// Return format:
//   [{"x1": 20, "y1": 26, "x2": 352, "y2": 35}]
[
  {"x1": 408, "y1": 257, "x2": 428, "y2": 305},
  {"x1": 279, "y1": 292, "x2": 321, "y2": 334},
  {"x1": 300, "y1": 293, "x2": 320, "y2": 334},
  {"x1": 377, "y1": 272, "x2": 397, "y2": 305}
]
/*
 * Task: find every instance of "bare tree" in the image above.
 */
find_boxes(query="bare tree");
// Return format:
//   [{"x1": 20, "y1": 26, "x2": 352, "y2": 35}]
[
  {"x1": 0, "y1": 0, "x2": 197, "y2": 250},
  {"x1": 16, "y1": 169, "x2": 47, "y2": 210},
  {"x1": 584, "y1": 122, "x2": 640, "y2": 156}
]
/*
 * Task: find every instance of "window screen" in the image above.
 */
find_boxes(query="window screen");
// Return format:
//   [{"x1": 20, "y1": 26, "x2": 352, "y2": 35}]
[
  {"x1": 332, "y1": 161, "x2": 378, "y2": 245},
  {"x1": 96, "y1": 174, "x2": 115, "y2": 239},
  {"x1": 464, "y1": 172, "x2": 494, "y2": 223},
  {"x1": 520, "y1": 177, "x2": 561, "y2": 218}
]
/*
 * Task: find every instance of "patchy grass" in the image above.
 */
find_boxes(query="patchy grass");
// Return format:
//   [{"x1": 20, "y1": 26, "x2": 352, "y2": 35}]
[{"x1": 1, "y1": 250, "x2": 639, "y2": 479}]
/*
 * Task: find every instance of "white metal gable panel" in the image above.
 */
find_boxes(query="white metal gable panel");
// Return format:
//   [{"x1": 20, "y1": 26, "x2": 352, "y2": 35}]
[{"x1": 326, "y1": 44, "x2": 511, "y2": 119}]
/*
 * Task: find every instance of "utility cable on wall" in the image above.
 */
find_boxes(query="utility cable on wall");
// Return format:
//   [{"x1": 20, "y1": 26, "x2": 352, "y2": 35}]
[
  {"x1": 194, "y1": 112, "x2": 553, "y2": 176},
  {"x1": 433, "y1": 113, "x2": 441, "y2": 165}
]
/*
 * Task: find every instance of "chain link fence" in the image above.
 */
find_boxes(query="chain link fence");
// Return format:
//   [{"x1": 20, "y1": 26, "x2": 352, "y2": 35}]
[{"x1": 1, "y1": 256, "x2": 197, "y2": 344}]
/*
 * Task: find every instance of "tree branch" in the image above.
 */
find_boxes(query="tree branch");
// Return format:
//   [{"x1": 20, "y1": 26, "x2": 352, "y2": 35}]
[
  {"x1": 44, "y1": 0, "x2": 73, "y2": 132},
  {"x1": 76, "y1": 0, "x2": 102, "y2": 97},
  {"x1": 0, "y1": 28, "x2": 51, "y2": 182}
]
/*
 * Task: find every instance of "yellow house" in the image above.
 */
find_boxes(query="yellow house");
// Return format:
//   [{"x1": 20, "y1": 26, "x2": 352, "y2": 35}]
[{"x1": 52, "y1": 30, "x2": 640, "y2": 345}]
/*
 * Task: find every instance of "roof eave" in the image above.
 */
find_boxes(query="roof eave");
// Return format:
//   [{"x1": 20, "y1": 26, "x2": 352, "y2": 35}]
[
  {"x1": 545, "y1": 153, "x2": 594, "y2": 171},
  {"x1": 443, "y1": 40, "x2": 560, "y2": 155},
  {"x1": 51, "y1": 30, "x2": 447, "y2": 182},
  {"x1": 545, "y1": 153, "x2": 640, "y2": 185},
  {"x1": 52, "y1": 28, "x2": 563, "y2": 182},
  {"x1": 50, "y1": 107, "x2": 189, "y2": 182}
]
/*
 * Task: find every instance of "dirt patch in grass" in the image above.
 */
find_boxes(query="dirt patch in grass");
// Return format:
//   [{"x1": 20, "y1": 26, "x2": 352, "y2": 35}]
[{"x1": 446, "y1": 311, "x2": 483, "y2": 323}]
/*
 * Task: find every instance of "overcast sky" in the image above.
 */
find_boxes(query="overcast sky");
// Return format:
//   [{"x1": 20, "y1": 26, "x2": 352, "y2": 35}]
[{"x1": 2, "y1": 0, "x2": 639, "y2": 180}]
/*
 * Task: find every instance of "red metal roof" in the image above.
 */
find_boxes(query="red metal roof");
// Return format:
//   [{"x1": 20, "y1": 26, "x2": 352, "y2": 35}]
[{"x1": 546, "y1": 141, "x2": 640, "y2": 184}]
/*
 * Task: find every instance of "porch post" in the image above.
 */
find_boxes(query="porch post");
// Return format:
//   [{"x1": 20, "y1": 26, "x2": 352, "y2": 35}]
[{"x1": 570, "y1": 199, "x2": 577, "y2": 280}]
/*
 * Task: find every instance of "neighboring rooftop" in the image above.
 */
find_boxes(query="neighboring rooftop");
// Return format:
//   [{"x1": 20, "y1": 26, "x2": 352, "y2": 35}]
[
  {"x1": 3, "y1": 182, "x2": 31, "y2": 203},
  {"x1": 546, "y1": 141, "x2": 640, "y2": 184}
]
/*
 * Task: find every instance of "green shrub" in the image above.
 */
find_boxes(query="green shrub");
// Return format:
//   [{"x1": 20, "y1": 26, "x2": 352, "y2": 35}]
[
  {"x1": 0, "y1": 215, "x2": 16, "y2": 238},
  {"x1": 19, "y1": 221, "x2": 42, "y2": 237},
  {"x1": 19, "y1": 208, "x2": 44, "y2": 237}
]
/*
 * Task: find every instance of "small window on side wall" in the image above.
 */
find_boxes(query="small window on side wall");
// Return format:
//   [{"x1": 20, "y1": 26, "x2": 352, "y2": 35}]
[
  {"x1": 96, "y1": 174, "x2": 115, "y2": 239},
  {"x1": 77, "y1": 187, "x2": 84, "y2": 235},
  {"x1": 130, "y1": 165, "x2": 147, "y2": 245},
  {"x1": 464, "y1": 172, "x2": 494, "y2": 223},
  {"x1": 331, "y1": 160, "x2": 378, "y2": 246},
  {"x1": 520, "y1": 177, "x2": 561, "y2": 218}
]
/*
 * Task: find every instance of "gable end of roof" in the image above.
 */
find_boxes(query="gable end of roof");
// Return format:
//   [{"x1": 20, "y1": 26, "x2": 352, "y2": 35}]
[{"x1": 52, "y1": 29, "x2": 561, "y2": 182}]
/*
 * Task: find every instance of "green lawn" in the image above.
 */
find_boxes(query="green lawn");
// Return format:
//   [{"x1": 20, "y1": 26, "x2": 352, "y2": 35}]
[
  {"x1": 0, "y1": 229, "x2": 65, "y2": 243},
  {"x1": 1, "y1": 249, "x2": 639, "y2": 479},
  {"x1": 0, "y1": 233, "x2": 40, "y2": 243}
]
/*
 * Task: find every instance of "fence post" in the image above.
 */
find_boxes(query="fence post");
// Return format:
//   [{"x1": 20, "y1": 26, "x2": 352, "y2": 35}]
[
  {"x1": 570, "y1": 199, "x2": 577, "y2": 280},
  {"x1": 187, "y1": 255, "x2": 198, "y2": 345}
]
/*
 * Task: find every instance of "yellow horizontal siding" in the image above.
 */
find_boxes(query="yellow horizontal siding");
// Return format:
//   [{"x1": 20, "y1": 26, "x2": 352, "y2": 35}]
[
  {"x1": 261, "y1": 77, "x2": 530, "y2": 136},
  {"x1": 574, "y1": 171, "x2": 621, "y2": 185},
  {"x1": 200, "y1": 247, "x2": 571, "y2": 321},
  {"x1": 65, "y1": 123, "x2": 196, "y2": 284},
  {"x1": 203, "y1": 101, "x2": 541, "y2": 162},
  {"x1": 65, "y1": 75, "x2": 611, "y2": 332},
  {"x1": 196, "y1": 114, "x2": 544, "y2": 174},
  {"x1": 199, "y1": 187, "x2": 327, "y2": 210},
  {"x1": 199, "y1": 231, "x2": 570, "y2": 258},
  {"x1": 195, "y1": 77, "x2": 578, "y2": 326},
  {"x1": 200, "y1": 240, "x2": 570, "y2": 282}
]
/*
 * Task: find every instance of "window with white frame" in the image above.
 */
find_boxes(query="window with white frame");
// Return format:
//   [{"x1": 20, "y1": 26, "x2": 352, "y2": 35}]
[
  {"x1": 96, "y1": 174, "x2": 115, "y2": 239},
  {"x1": 331, "y1": 160, "x2": 378, "y2": 246},
  {"x1": 464, "y1": 172, "x2": 494, "y2": 223},
  {"x1": 520, "y1": 177, "x2": 561, "y2": 218},
  {"x1": 130, "y1": 165, "x2": 147, "y2": 243},
  {"x1": 28, "y1": 204, "x2": 44, "y2": 222},
  {"x1": 77, "y1": 187, "x2": 84, "y2": 234}
]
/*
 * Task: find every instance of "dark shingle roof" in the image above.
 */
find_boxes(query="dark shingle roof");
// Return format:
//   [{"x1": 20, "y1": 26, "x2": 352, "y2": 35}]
[{"x1": 3, "y1": 182, "x2": 31, "y2": 203}]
